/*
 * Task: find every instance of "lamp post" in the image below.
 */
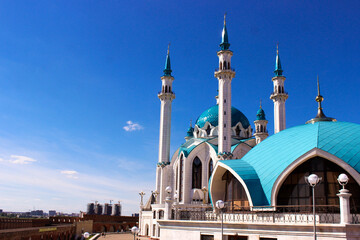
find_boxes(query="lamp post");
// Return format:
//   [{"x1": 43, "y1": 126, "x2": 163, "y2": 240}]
[
  {"x1": 131, "y1": 226, "x2": 139, "y2": 240},
  {"x1": 337, "y1": 173, "x2": 352, "y2": 224},
  {"x1": 216, "y1": 200, "x2": 225, "y2": 240},
  {"x1": 305, "y1": 174, "x2": 322, "y2": 240}
]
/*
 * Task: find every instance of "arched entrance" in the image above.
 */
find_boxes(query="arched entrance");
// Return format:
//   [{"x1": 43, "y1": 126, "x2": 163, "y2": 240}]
[
  {"x1": 222, "y1": 170, "x2": 249, "y2": 211},
  {"x1": 277, "y1": 156, "x2": 360, "y2": 212},
  {"x1": 145, "y1": 224, "x2": 149, "y2": 236}
]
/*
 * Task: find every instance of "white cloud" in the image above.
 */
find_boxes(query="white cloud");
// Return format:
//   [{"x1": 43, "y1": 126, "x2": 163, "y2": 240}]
[
  {"x1": 123, "y1": 120, "x2": 144, "y2": 132},
  {"x1": 60, "y1": 170, "x2": 79, "y2": 179},
  {"x1": 9, "y1": 155, "x2": 37, "y2": 164}
]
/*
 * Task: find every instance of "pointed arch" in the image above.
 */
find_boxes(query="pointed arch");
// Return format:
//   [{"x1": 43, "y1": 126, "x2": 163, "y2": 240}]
[
  {"x1": 271, "y1": 148, "x2": 360, "y2": 206},
  {"x1": 208, "y1": 158, "x2": 213, "y2": 180},
  {"x1": 179, "y1": 154, "x2": 184, "y2": 202},
  {"x1": 224, "y1": 61, "x2": 227, "y2": 70},
  {"x1": 228, "y1": 62, "x2": 230, "y2": 69},
  {"x1": 165, "y1": 85, "x2": 168, "y2": 93},
  {"x1": 192, "y1": 157, "x2": 202, "y2": 189}
]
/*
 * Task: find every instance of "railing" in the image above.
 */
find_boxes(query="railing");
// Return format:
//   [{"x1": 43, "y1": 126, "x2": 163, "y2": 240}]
[
  {"x1": 215, "y1": 68, "x2": 235, "y2": 72},
  {"x1": 158, "y1": 91, "x2": 175, "y2": 95},
  {"x1": 172, "y1": 205, "x2": 353, "y2": 224},
  {"x1": 270, "y1": 91, "x2": 288, "y2": 96}
]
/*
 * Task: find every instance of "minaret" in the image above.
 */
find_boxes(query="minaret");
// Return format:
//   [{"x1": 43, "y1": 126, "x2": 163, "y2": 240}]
[
  {"x1": 270, "y1": 44, "x2": 288, "y2": 134},
  {"x1": 156, "y1": 44, "x2": 175, "y2": 203},
  {"x1": 254, "y1": 100, "x2": 269, "y2": 144},
  {"x1": 214, "y1": 14, "x2": 235, "y2": 160},
  {"x1": 306, "y1": 76, "x2": 336, "y2": 124},
  {"x1": 185, "y1": 120, "x2": 194, "y2": 141}
]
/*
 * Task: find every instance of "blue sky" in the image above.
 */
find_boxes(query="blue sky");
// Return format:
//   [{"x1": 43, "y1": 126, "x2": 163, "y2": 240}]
[{"x1": 0, "y1": 0, "x2": 359, "y2": 215}]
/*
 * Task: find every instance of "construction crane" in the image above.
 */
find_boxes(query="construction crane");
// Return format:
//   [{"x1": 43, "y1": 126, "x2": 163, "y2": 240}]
[{"x1": 91, "y1": 200, "x2": 98, "y2": 205}]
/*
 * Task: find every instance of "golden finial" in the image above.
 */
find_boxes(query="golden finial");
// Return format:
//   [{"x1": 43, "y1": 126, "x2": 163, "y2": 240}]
[
  {"x1": 167, "y1": 42, "x2": 170, "y2": 55},
  {"x1": 315, "y1": 75, "x2": 324, "y2": 104},
  {"x1": 224, "y1": 13, "x2": 227, "y2": 25},
  {"x1": 260, "y1": 99, "x2": 262, "y2": 108},
  {"x1": 276, "y1": 42, "x2": 279, "y2": 55}
]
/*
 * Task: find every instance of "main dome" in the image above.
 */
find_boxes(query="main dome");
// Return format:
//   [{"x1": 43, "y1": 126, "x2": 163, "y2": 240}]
[{"x1": 195, "y1": 105, "x2": 250, "y2": 129}]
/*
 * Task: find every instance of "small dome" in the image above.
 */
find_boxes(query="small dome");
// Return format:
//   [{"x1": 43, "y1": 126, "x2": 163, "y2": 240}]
[
  {"x1": 195, "y1": 105, "x2": 250, "y2": 129},
  {"x1": 256, "y1": 108, "x2": 266, "y2": 120},
  {"x1": 186, "y1": 126, "x2": 194, "y2": 137}
]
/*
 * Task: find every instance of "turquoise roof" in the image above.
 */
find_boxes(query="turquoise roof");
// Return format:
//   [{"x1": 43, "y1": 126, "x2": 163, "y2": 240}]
[
  {"x1": 163, "y1": 48, "x2": 172, "y2": 76},
  {"x1": 256, "y1": 108, "x2": 266, "y2": 120},
  {"x1": 195, "y1": 105, "x2": 250, "y2": 129},
  {"x1": 220, "y1": 22, "x2": 230, "y2": 50},
  {"x1": 274, "y1": 48, "x2": 283, "y2": 76},
  {"x1": 218, "y1": 121, "x2": 360, "y2": 206}
]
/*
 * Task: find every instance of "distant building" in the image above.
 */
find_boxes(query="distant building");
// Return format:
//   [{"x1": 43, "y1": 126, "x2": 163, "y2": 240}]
[
  {"x1": 87, "y1": 203, "x2": 95, "y2": 215},
  {"x1": 49, "y1": 210, "x2": 56, "y2": 217},
  {"x1": 94, "y1": 204, "x2": 103, "y2": 215},
  {"x1": 112, "y1": 203, "x2": 121, "y2": 216},
  {"x1": 103, "y1": 203, "x2": 112, "y2": 215},
  {"x1": 30, "y1": 210, "x2": 43, "y2": 217}
]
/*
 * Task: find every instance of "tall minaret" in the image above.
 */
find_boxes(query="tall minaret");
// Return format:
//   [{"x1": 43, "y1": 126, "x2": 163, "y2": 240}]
[
  {"x1": 270, "y1": 44, "x2": 288, "y2": 134},
  {"x1": 156, "y1": 45, "x2": 175, "y2": 203},
  {"x1": 215, "y1": 15, "x2": 235, "y2": 160}
]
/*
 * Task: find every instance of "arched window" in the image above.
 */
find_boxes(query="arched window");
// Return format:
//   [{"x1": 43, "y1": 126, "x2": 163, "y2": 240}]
[
  {"x1": 224, "y1": 61, "x2": 227, "y2": 69},
  {"x1": 222, "y1": 170, "x2": 249, "y2": 211},
  {"x1": 165, "y1": 86, "x2": 168, "y2": 93},
  {"x1": 228, "y1": 62, "x2": 230, "y2": 69},
  {"x1": 277, "y1": 156, "x2": 360, "y2": 212},
  {"x1": 208, "y1": 159, "x2": 213, "y2": 180},
  {"x1": 192, "y1": 157, "x2": 202, "y2": 189},
  {"x1": 219, "y1": 62, "x2": 223, "y2": 70},
  {"x1": 175, "y1": 165, "x2": 179, "y2": 192},
  {"x1": 282, "y1": 86, "x2": 284, "y2": 93},
  {"x1": 278, "y1": 86, "x2": 281, "y2": 93},
  {"x1": 179, "y1": 155, "x2": 184, "y2": 202},
  {"x1": 206, "y1": 125, "x2": 211, "y2": 136},
  {"x1": 169, "y1": 86, "x2": 171, "y2": 92},
  {"x1": 158, "y1": 210, "x2": 164, "y2": 219},
  {"x1": 236, "y1": 126, "x2": 241, "y2": 136}
]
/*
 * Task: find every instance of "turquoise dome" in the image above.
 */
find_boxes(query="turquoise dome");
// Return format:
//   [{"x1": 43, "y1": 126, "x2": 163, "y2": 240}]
[
  {"x1": 186, "y1": 126, "x2": 194, "y2": 137},
  {"x1": 195, "y1": 105, "x2": 250, "y2": 129},
  {"x1": 217, "y1": 121, "x2": 360, "y2": 206},
  {"x1": 256, "y1": 108, "x2": 266, "y2": 120}
]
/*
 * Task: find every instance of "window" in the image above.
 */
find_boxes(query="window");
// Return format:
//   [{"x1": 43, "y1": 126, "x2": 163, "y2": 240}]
[
  {"x1": 277, "y1": 156, "x2": 360, "y2": 212},
  {"x1": 224, "y1": 99, "x2": 226, "y2": 103},
  {"x1": 208, "y1": 159, "x2": 213, "y2": 180},
  {"x1": 224, "y1": 111, "x2": 226, "y2": 115},
  {"x1": 153, "y1": 211, "x2": 156, "y2": 219},
  {"x1": 224, "y1": 136, "x2": 226, "y2": 140},
  {"x1": 153, "y1": 224, "x2": 156, "y2": 236},
  {"x1": 158, "y1": 210, "x2": 164, "y2": 219},
  {"x1": 236, "y1": 126, "x2": 241, "y2": 136},
  {"x1": 206, "y1": 125, "x2": 211, "y2": 136},
  {"x1": 179, "y1": 155, "x2": 184, "y2": 202},
  {"x1": 201, "y1": 235, "x2": 214, "y2": 240},
  {"x1": 192, "y1": 157, "x2": 202, "y2": 189},
  {"x1": 228, "y1": 62, "x2": 230, "y2": 69},
  {"x1": 224, "y1": 61, "x2": 227, "y2": 69},
  {"x1": 165, "y1": 86, "x2": 168, "y2": 93}
]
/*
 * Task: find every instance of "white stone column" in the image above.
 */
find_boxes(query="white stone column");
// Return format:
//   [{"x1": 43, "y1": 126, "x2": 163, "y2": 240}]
[
  {"x1": 164, "y1": 197, "x2": 173, "y2": 220},
  {"x1": 337, "y1": 188, "x2": 352, "y2": 224}
]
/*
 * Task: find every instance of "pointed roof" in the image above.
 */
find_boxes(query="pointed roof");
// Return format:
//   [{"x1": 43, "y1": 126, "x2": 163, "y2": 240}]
[
  {"x1": 274, "y1": 44, "x2": 283, "y2": 76},
  {"x1": 163, "y1": 44, "x2": 172, "y2": 76},
  {"x1": 220, "y1": 14, "x2": 230, "y2": 50},
  {"x1": 256, "y1": 101, "x2": 266, "y2": 121}
]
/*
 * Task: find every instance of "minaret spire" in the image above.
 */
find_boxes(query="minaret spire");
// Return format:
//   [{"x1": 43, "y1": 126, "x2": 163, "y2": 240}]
[
  {"x1": 274, "y1": 43, "x2": 283, "y2": 76},
  {"x1": 254, "y1": 100, "x2": 268, "y2": 144},
  {"x1": 270, "y1": 43, "x2": 288, "y2": 133},
  {"x1": 163, "y1": 43, "x2": 172, "y2": 76},
  {"x1": 306, "y1": 76, "x2": 336, "y2": 124},
  {"x1": 220, "y1": 13, "x2": 230, "y2": 50}
]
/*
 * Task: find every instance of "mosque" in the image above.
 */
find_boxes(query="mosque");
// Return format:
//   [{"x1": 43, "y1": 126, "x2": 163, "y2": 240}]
[{"x1": 138, "y1": 17, "x2": 360, "y2": 240}]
